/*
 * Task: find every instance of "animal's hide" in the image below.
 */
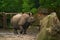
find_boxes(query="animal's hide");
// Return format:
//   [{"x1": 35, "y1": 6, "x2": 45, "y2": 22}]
[
  {"x1": 11, "y1": 13, "x2": 35, "y2": 29},
  {"x1": 18, "y1": 13, "x2": 29, "y2": 26},
  {"x1": 11, "y1": 14, "x2": 22, "y2": 26}
]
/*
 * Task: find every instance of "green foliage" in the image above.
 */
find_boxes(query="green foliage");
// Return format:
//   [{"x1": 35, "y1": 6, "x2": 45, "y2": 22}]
[
  {"x1": 39, "y1": 0, "x2": 60, "y2": 20},
  {"x1": 0, "y1": 0, "x2": 22, "y2": 12},
  {"x1": 31, "y1": 8, "x2": 37, "y2": 14},
  {"x1": 39, "y1": 0, "x2": 59, "y2": 8},
  {"x1": 22, "y1": 0, "x2": 39, "y2": 12},
  {"x1": 0, "y1": 0, "x2": 60, "y2": 14},
  {"x1": 39, "y1": 0, "x2": 60, "y2": 13},
  {"x1": 0, "y1": 0, "x2": 40, "y2": 13},
  {"x1": 22, "y1": 0, "x2": 30, "y2": 12}
]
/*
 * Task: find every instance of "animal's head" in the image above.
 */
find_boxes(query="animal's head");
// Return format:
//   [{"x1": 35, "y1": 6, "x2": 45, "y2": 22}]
[
  {"x1": 27, "y1": 12, "x2": 35, "y2": 23},
  {"x1": 27, "y1": 15, "x2": 35, "y2": 24},
  {"x1": 22, "y1": 12, "x2": 36, "y2": 24}
]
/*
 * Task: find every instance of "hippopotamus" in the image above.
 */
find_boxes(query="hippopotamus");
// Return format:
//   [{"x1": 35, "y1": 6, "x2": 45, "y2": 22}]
[{"x1": 11, "y1": 13, "x2": 35, "y2": 34}]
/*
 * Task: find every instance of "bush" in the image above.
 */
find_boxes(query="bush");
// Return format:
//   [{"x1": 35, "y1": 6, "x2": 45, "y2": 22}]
[{"x1": 31, "y1": 8, "x2": 37, "y2": 14}]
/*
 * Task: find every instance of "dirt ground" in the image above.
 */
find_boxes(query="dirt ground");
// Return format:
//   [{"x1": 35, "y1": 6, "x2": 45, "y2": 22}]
[
  {"x1": 0, "y1": 34, "x2": 36, "y2": 40},
  {"x1": 0, "y1": 27, "x2": 39, "y2": 40}
]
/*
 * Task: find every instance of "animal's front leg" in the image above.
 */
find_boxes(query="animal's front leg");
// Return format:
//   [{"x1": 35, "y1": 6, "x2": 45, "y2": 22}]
[
  {"x1": 23, "y1": 22, "x2": 30, "y2": 34},
  {"x1": 14, "y1": 28, "x2": 18, "y2": 34}
]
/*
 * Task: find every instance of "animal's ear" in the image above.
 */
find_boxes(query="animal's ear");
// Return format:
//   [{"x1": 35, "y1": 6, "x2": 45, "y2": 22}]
[{"x1": 28, "y1": 12, "x2": 33, "y2": 16}]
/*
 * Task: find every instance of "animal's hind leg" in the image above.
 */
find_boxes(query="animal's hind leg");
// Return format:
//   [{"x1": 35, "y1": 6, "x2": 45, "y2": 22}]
[
  {"x1": 19, "y1": 26, "x2": 23, "y2": 34},
  {"x1": 20, "y1": 29, "x2": 23, "y2": 34},
  {"x1": 23, "y1": 28, "x2": 27, "y2": 34}
]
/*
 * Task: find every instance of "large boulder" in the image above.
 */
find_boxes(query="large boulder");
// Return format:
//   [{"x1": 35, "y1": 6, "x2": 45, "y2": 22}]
[{"x1": 37, "y1": 12, "x2": 60, "y2": 40}]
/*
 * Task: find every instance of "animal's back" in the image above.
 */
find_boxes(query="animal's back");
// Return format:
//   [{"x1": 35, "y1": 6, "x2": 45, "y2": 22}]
[
  {"x1": 11, "y1": 14, "x2": 22, "y2": 25},
  {"x1": 18, "y1": 13, "x2": 29, "y2": 25}
]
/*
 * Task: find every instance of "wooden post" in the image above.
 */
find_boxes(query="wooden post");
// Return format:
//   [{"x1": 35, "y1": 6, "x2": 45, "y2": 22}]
[
  {"x1": 2, "y1": 13, "x2": 17, "y2": 29},
  {"x1": 0, "y1": 13, "x2": 3, "y2": 28},
  {"x1": 2, "y1": 12, "x2": 7, "y2": 29}
]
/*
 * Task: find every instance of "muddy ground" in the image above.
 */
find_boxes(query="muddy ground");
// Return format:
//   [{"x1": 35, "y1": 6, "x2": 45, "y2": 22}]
[{"x1": 0, "y1": 27, "x2": 39, "y2": 40}]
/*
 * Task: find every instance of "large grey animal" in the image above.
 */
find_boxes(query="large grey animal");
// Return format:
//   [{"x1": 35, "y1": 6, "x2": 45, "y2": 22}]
[{"x1": 11, "y1": 13, "x2": 35, "y2": 34}]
